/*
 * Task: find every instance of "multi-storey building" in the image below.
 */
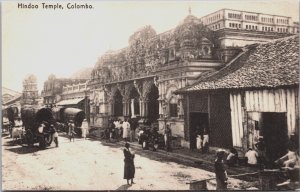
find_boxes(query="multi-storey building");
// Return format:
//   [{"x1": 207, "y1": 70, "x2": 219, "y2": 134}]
[
  {"x1": 41, "y1": 75, "x2": 74, "y2": 107},
  {"x1": 200, "y1": 9, "x2": 298, "y2": 61},
  {"x1": 200, "y1": 9, "x2": 298, "y2": 33}
]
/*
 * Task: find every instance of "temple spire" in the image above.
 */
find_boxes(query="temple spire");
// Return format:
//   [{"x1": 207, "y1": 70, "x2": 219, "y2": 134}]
[{"x1": 188, "y1": 6, "x2": 191, "y2": 15}]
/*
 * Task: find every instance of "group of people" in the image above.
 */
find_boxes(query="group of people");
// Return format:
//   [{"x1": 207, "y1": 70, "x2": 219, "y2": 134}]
[
  {"x1": 37, "y1": 121, "x2": 59, "y2": 148},
  {"x1": 214, "y1": 134, "x2": 300, "y2": 190},
  {"x1": 105, "y1": 118, "x2": 138, "y2": 142},
  {"x1": 67, "y1": 119, "x2": 89, "y2": 142},
  {"x1": 195, "y1": 124, "x2": 209, "y2": 153}
]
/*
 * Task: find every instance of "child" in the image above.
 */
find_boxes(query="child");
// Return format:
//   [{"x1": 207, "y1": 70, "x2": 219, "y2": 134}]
[{"x1": 215, "y1": 149, "x2": 228, "y2": 190}]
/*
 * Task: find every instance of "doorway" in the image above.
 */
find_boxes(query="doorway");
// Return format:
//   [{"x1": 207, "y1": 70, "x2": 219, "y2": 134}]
[
  {"x1": 147, "y1": 84, "x2": 159, "y2": 123},
  {"x1": 114, "y1": 90, "x2": 123, "y2": 117},
  {"x1": 190, "y1": 112, "x2": 209, "y2": 149},
  {"x1": 262, "y1": 112, "x2": 288, "y2": 163}
]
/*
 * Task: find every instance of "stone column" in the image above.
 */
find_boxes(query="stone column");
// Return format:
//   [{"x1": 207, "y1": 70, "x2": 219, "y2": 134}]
[
  {"x1": 122, "y1": 99, "x2": 126, "y2": 117},
  {"x1": 139, "y1": 99, "x2": 144, "y2": 117},
  {"x1": 109, "y1": 101, "x2": 114, "y2": 116},
  {"x1": 178, "y1": 95, "x2": 184, "y2": 119},
  {"x1": 144, "y1": 99, "x2": 149, "y2": 117},
  {"x1": 126, "y1": 100, "x2": 131, "y2": 117}
]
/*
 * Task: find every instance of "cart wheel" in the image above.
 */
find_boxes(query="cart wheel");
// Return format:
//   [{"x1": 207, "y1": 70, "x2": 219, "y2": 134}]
[{"x1": 44, "y1": 134, "x2": 53, "y2": 146}]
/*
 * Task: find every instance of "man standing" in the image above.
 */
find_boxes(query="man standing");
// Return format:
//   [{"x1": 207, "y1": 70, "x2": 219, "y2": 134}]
[
  {"x1": 215, "y1": 150, "x2": 228, "y2": 190},
  {"x1": 122, "y1": 119, "x2": 130, "y2": 141},
  {"x1": 81, "y1": 119, "x2": 89, "y2": 140},
  {"x1": 164, "y1": 124, "x2": 172, "y2": 152},
  {"x1": 130, "y1": 118, "x2": 138, "y2": 142},
  {"x1": 68, "y1": 120, "x2": 75, "y2": 142}
]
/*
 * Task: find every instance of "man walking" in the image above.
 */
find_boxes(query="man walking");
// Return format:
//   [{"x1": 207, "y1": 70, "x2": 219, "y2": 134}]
[{"x1": 68, "y1": 120, "x2": 75, "y2": 142}]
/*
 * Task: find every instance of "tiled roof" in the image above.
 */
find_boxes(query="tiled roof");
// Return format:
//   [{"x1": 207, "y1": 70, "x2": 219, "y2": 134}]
[{"x1": 176, "y1": 35, "x2": 299, "y2": 93}]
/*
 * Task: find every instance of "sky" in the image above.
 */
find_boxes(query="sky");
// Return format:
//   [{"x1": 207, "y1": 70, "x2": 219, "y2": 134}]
[{"x1": 2, "y1": 0, "x2": 299, "y2": 93}]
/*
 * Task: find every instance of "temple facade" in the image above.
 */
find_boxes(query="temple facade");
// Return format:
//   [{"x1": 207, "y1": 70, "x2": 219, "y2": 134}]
[{"x1": 88, "y1": 10, "x2": 296, "y2": 147}]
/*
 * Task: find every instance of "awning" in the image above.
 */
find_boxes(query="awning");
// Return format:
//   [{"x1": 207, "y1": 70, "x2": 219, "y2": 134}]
[{"x1": 56, "y1": 98, "x2": 84, "y2": 106}]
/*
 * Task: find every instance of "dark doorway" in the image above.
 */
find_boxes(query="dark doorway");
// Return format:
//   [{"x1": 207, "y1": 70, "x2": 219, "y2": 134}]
[
  {"x1": 114, "y1": 90, "x2": 123, "y2": 117},
  {"x1": 190, "y1": 112, "x2": 209, "y2": 149},
  {"x1": 147, "y1": 85, "x2": 159, "y2": 123},
  {"x1": 262, "y1": 112, "x2": 288, "y2": 163}
]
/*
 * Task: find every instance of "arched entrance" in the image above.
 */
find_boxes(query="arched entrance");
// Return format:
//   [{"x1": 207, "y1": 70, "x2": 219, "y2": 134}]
[
  {"x1": 114, "y1": 89, "x2": 123, "y2": 117},
  {"x1": 129, "y1": 87, "x2": 140, "y2": 118},
  {"x1": 147, "y1": 84, "x2": 159, "y2": 123}
]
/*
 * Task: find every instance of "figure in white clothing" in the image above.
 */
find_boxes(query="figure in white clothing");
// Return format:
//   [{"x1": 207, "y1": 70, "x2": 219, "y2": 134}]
[
  {"x1": 122, "y1": 119, "x2": 130, "y2": 141},
  {"x1": 81, "y1": 119, "x2": 89, "y2": 139},
  {"x1": 245, "y1": 148, "x2": 258, "y2": 166}
]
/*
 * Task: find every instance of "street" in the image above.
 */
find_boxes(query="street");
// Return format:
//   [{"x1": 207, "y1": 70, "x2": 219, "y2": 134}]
[{"x1": 2, "y1": 133, "x2": 254, "y2": 190}]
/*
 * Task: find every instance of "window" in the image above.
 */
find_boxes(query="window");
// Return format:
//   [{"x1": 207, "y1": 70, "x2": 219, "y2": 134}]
[
  {"x1": 96, "y1": 106, "x2": 99, "y2": 114},
  {"x1": 169, "y1": 104, "x2": 178, "y2": 117},
  {"x1": 169, "y1": 96, "x2": 178, "y2": 117}
]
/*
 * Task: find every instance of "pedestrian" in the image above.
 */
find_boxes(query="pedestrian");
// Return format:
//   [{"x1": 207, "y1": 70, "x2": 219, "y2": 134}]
[
  {"x1": 123, "y1": 142, "x2": 135, "y2": 185},
  {"x1": 108, "y1": 119, "x2": 115, "y2": 141},
  {"x1": 37, "y1": 122, "x2": 46, "y2": 148},
  {"x1": 122, "y1": 118, "x2": 130, "y2": 141},
  {"x1": 275, "y1": 146, "x2": 300, "y2": 168},
  {"x1": 255, "y1": 136, "x2": 266, "y2": 169},
  {"x1": 245, "y1": 148, "x2": 258, "y2": 167},
  {"x1": 130, "y1": 118, "x2": 138, "y2": 142},
  {"x1": 202, "y1": 127, "x2": 209, "y2": 153},
  {"x1": 226, "y1": 148, "x2": 238, "y2": 167},
  {"x1": 68, "y1": 120, "x2": 75, "y2": 142},
  {"x1": 195, "y1": 125, "x2": 202, "y2": 150},
  {"x1": 164, "y1": 124, "x2": 172, "y2": 152},
  {"x1": 113, "y1": 119, "x2": 120, "y2": 140},
  {"x1": 81, "y1": 119, "x2": 89, "y2": 140},
  {"x1": 119, "y1": 120, "x2": 123, "y2": 139},
  {"x1": 51, "y1": 124, "x2": 59, "y2": 147},
  {"x1": 215, "y1": 149, "x2": 228, "y2": 190}
]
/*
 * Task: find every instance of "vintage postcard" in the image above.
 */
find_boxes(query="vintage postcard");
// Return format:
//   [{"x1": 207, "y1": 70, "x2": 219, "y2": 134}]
[{"x1": 2, "y1": 0, "x2": 299, "y2": 191}]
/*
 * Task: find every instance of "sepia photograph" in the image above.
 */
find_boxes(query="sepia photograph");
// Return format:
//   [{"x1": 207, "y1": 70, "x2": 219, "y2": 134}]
[{"x1": 2, "y1": 0, "x2": 299, "y2": 190}]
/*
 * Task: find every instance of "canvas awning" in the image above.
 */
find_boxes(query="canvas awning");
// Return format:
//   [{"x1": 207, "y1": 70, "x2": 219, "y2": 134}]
[{"x1": 56, "y1": 98, "x2": 84, "y2": 106}]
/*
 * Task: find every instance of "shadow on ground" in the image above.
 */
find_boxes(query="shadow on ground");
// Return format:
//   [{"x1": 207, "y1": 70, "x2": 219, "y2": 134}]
[
  {"x1": 2, "y1": 139, "x2": 22, "y2": 146},
  {"x1": 6, "y1": 146, "x2": 39, "y2": 154},
  {"x1": 116, "y1": 184, "x2": 132, "y2": 190}
]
